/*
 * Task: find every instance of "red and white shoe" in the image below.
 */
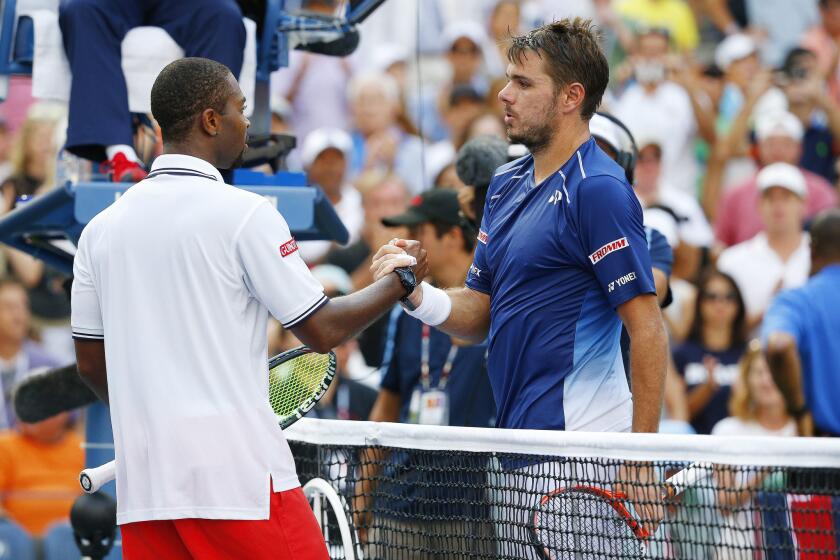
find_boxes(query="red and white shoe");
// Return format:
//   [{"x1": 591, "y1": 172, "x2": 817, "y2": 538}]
[{"x1": 102, "y1": 152, "x2": 147, "y2": 183}]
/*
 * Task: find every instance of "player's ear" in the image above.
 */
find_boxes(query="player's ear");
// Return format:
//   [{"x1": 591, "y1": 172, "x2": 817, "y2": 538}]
[
  {"x1": 200, "y1": 108, "x2": 221, "y2": 138},
  {"x1": 562, "y1": 82, "x2": 586, "y2": 115}
]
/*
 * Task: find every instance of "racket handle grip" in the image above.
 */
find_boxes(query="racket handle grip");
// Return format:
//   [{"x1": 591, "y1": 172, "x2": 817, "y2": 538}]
[{"x1": 80, "y1": 460, "x2": 116, "y2": 494}]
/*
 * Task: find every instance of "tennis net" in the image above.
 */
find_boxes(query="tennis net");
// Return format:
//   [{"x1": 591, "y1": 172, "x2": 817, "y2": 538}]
[{"x1": 286, "y1": 418, "x2": 840, "y2": 560}]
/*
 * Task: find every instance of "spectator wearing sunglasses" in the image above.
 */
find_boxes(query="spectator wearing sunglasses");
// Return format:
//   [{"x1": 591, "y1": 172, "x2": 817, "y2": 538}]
[{"x1": 671, "y1": 269, "x2": 748, "y2": 434}]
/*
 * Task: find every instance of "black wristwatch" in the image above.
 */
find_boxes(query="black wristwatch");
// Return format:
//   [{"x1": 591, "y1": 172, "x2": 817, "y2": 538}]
[{"x1": 393, "y1": 266, "x2": 418, "y2": 311}]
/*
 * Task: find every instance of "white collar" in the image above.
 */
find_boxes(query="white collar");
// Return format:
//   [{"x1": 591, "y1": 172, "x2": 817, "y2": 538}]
[{"x1": 149, "y1": 154, "x2": 225, "y2": 183}]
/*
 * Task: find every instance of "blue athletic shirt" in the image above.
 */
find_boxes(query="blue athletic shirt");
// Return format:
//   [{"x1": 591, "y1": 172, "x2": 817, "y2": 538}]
[{"x1": 465, "y1": 137, "x2": 655, "y2": 432}]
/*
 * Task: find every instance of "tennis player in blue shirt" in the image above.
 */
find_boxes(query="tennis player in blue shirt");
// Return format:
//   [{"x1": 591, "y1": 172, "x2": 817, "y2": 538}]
[{"x1": 372, "y1": 18, "x2": 668, "y2": 541}]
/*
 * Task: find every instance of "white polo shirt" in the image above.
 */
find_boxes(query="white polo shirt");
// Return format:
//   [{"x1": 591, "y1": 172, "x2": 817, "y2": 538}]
[
  {"x1": 717, "y1": 232, "x2": 810, "y2": 319},
  {"x1": 71, "y1": 154, "x2": 326, "y2": 524}
]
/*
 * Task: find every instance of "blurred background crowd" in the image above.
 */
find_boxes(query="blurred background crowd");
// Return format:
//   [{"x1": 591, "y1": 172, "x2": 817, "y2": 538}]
[{"x1": 0, "y1": 0, "x2": 836, "y2": 551}]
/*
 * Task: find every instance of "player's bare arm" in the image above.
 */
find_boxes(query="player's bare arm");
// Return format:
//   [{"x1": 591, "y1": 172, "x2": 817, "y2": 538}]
[
  {"x1": 765, "y1": 333, "x2": 813, "y2": 436},
  {"x1": 370, "y1": 241, "x2": 491, "y2": 342},
  {"x1": 294, "y1": 241, "x2": 429, "y2": 353},
  {"x1": 75, "y1": 338, "x2": 108, "y2": 405},
  {"x1": 617, "y1": 293, "x2": 667, "y2": 433}
]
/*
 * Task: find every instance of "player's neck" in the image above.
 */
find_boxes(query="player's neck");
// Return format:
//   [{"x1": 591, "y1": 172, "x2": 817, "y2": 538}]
[
  {"x1": 531, "y1": 119, "x2": 591, "y2": 185},
  {"x1": 162, "y1": 142, "x2": 220, "y2": 170}
]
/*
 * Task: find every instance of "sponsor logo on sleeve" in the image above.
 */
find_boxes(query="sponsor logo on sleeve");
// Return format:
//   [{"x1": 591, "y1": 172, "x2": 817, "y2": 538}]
[
  {"x1": 477, "y1": 230, "x2": 489, "y2": 244},
  {"x1": 589, "y1": 237, "x2": 628, "y2": 265},
  {"x1": 470, "y1": 264, "x2": 482, "y2": 277},
  {"x1": 607, "y1": 271, "x2": 636, "y2": 292},
  {"x1": 279, "y1": 238, "x2": 299, "y2": 257}
]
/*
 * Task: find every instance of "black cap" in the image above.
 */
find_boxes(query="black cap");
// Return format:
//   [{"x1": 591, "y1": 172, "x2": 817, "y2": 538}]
[{"x1": 381, "y1": 189, "x2": 462, "y2": 227}]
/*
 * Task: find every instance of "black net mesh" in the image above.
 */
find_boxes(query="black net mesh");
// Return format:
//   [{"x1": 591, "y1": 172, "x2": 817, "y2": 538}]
[{"x1": 289, "y1": 436, "x2": 840, "y2": 560}]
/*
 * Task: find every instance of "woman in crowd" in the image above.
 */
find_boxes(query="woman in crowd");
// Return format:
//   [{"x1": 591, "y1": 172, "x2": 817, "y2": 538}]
[
  {"x1": 672, "y1": 269, "x2": 748, "y2": 434},
  {"x1": 711, "y1": 340, "x2": 796, "y2": 559},
  {"x1": 0, "y1": 103, "x2": 73, "y2": 363}
]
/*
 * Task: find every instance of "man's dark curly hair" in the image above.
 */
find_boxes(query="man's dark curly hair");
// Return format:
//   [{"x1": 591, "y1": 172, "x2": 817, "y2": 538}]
[{"x1": 151, "y1": 57, "x2": 234, "y2": 144}]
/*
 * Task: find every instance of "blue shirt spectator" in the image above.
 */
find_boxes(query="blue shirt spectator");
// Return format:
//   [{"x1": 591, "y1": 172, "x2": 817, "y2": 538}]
[{"x1": 762, "y1": 210, "x2": 840, "y2": 436}]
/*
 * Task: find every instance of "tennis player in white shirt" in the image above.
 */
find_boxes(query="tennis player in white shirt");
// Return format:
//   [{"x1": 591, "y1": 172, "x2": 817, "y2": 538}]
[{"x1": 71, "y1": 57, "x2": 426, "y2": 559}]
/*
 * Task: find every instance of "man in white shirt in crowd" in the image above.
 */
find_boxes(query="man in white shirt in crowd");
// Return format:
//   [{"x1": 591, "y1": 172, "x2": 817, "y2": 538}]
[
  {"x1": 717, "y1": 162, "x2": 811, "y2": 329},
  {"x1": 614, "y1": 27, "x2": 700, "y2": 195},
  {"x1": 71, "y1": 57, "x2": 426, "y2": 559},
  {"x1": 297, "y1": 127, "x2": 364, "y2": 264}
]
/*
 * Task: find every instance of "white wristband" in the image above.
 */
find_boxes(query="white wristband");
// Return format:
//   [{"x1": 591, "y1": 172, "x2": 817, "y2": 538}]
[{"x1": 404, "y1": 282, "x2": 452, "y2": 326}]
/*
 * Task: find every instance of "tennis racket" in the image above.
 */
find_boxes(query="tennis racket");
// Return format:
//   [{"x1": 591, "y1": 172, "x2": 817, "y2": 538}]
[
  {"x1": 303, "y1": 477, "x2": 364, "y2": 560},
  {"x1": 79, "y1": 345, "x2": 337, "y2": 493},
  {"x1": 529, "y1": 462, "x2": 711, "y2": 559}
]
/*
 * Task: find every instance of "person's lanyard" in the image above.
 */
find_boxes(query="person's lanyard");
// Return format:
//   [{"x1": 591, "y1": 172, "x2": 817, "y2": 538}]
[{"x1": 420, "y1": 324, "x2": 458, "y2": 391}]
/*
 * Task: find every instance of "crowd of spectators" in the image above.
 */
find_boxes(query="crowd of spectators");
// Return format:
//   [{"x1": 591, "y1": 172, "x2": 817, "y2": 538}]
[{"x1": 0, "y1": 0, "x2": 837, "y2": 548}]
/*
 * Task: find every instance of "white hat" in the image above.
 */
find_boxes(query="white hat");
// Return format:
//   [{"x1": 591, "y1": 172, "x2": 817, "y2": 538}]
[
  {"x1": 589, "y1": 114, "x2": 622, "y2": 154},
  {"x1": 443, "y1": 20, "x2": 487, "y2": 52},
  {"x1": 425, "y1": 141, "x2": 456, "y2": 185},
  {"x1": 369, "y1": 43, "x2": 409, "y2": 73},
  {"x1": 714, "y1": 33, "x2": 757, "y2": 70},
  {"x1": 755, "y1": 111, "x2": 804, "y2": 142},
  {"x1": 300, "y1": 127, "x2": 353, "y2": 168},
  {"x1": 757, "y1": 162, "x2": 807, "y2": 198}
]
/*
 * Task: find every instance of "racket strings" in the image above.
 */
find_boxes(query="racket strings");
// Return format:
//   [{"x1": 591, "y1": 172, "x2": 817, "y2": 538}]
[
  {"x1": 268, "y1": 352, "x2": 333, "y2": 422},
  {"x1": 534, "y1": 489, "x2": 645, "y2": 559}
]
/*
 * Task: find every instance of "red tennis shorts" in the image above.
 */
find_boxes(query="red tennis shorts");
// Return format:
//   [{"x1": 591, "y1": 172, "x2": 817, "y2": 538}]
[{"x1": 121, "y1": 486, "x2": 329, "y2": 559}]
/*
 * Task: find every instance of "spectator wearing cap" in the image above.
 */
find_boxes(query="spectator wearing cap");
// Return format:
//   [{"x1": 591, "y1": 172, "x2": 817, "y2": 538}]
[
  {"x1": 714, "y1": 34, "x2": 788, "y2": 148},
  {"x1": 613, "y1": 28, "x2": 703, "y2": 195},
  {"x1": 714, "y1": 111, "x2": 838, "y2": 247},
  {"x1": 443, "y1": 20, "x2": 492, "y2": 95},
  {"x1": 763, "y1": 209, "x2": 840, "y2": 437},
  {"x1": 347, "y1": 73, "x2": 426, "y2": 195},
  {"x1": 615, "y1": 0, "x2": 699, "y2": 52},
  {"x1": 297, "y1": 128, "x2": 364, "y2": 265},
  {"x1": 356, "y1": 188, "x2": 495, "y2": 554},
  {"x1": 632, "y1": 133, "x2": 713, "y2": 281},
  {"x1": 802, "y1": 0, "x2": 840, "y2": 108},
  {"x1": 706, "y1": 0, "x2": 819, "y2": 68},
  {"x1": 717, "y1": 163, "x2": 812, "y2": 328}
]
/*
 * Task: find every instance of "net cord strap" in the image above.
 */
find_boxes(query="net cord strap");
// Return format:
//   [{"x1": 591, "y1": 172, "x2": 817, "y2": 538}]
[{"x1": 285, "y1": 418, "x2": 840, "y2": 468}]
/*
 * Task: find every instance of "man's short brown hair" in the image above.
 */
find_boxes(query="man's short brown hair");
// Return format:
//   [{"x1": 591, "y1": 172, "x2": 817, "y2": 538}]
[{"x1": 507, "y1": 18, "x2": 609, "y2": 120}]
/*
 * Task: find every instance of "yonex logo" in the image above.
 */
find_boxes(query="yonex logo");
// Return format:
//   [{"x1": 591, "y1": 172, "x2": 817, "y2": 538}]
[
  {"x1": 477, "y1": 230, "x2": 488, "y2": 244},
  {"x1": 589, "y1": 237, "x2": 628, "y2": 265},
  {"x1": 470, "y1": 264, "x2": 482, "y2": 277},
  {"x1": 279, "y1": 238, "x2": 299, "y2": 257},
  {"x1": 548, "y1": 190, "x2": 563, "y2": 205}
]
